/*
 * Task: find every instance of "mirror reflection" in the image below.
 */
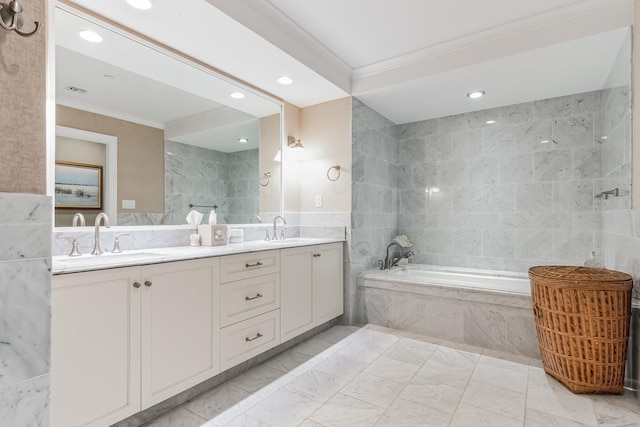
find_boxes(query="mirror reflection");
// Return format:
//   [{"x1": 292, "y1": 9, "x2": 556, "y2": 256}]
[{"x1": 53, "y1": 6, "x2": 282, "y2": 228}]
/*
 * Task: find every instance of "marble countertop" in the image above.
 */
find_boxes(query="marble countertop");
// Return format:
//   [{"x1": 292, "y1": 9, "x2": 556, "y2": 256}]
[{"x1": 52, "y1": 238, "x2": 344, "y2": 275}]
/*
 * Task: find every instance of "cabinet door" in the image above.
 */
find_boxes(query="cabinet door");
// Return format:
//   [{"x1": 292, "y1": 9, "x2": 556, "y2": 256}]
[
  {"x1": 51, "y1": 267, "x2": 141, "y2": 427},
  {"x1": 280, "y1": 247, "x2": 314, "y2": 341},
  {"x1": 141, "y1": 258, "x2": 220, "y2": 409},
  {"x1": 314, "y1": 243, "x2": 344, "y2": 324}
]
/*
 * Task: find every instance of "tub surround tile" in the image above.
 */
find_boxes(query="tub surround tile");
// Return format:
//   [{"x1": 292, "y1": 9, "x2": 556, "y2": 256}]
[{"x1": 463, "y1": 306, "x2": 507, "y2": 351}]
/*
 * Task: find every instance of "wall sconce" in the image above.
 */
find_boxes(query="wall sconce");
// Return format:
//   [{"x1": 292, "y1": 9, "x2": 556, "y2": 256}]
[
  {"x1": 0, "y1": 0, "x2": 41, "y2": 37},
  {"x1": 287, "y1": 135, "x2": 308, "y2": 160}
]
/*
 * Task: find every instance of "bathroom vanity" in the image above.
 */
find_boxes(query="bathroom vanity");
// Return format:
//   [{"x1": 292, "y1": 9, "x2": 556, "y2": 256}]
[{"x1": 50, "y1": 239, "x2": 344, "y2": 427}]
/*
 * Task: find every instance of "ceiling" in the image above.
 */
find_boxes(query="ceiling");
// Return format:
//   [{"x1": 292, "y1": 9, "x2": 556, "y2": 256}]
[{"x1": 63, "y1": 0, "x2": 633, "y2": 124}]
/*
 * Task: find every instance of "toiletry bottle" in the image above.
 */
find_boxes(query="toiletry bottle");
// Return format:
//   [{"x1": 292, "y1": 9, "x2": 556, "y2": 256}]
[
  {"x1": 583, "y1": 251, "x2": 604, "y2": 268},
  {"x1": 190, "y1": 232, "x2": 200, "y2": 247}
]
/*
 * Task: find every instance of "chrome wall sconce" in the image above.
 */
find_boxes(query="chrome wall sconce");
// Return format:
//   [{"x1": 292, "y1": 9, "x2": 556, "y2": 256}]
[{"x1": 0, "y1": 0, "x2": 41, "y2": 37}]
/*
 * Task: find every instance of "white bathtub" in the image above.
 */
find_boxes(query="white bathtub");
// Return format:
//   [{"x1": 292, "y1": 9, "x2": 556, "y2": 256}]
[{"x1": 361, "y1": 264, "x2": 531, "y2": 296}]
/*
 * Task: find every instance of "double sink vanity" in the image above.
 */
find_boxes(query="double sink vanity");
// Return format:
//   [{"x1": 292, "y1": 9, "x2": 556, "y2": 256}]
[{"x1": 50, "y1": 235, "x2": 344, "y2": 427}]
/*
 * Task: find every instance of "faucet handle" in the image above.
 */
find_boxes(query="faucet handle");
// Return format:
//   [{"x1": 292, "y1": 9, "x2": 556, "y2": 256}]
[
  {"x1": 264, "y1": 229, "x2": 270, "y2": 241},
  {"x1": 280, "y1": 228, "x2": 286, "y2": 240},
  {"x1": 111, "y1": 233, "x2": 131, "y2": 253},
  {"x1": 57, "y1": 235, "x2": 81, "y2": 257}
]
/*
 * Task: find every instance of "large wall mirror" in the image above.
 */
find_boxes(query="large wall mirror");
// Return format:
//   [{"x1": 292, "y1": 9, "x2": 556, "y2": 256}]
[{"x1": 52, "y1": 5, "x2": 283, "y2": 228}]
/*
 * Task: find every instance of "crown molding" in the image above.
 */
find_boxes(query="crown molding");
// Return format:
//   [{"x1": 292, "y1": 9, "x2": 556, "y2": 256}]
[
  {"x1": 352, "y1": 0, "x2": 633, "y2": 94},
  {"x1": 206, "y1": 0, "x2": 353, "y2": 93}
]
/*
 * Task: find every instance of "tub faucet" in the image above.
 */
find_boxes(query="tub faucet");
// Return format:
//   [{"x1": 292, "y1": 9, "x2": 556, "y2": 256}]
[
  {"x1": 382, "y1": 242, "x2": 414, "y2": 269},
  {"x1": 91, "y1": 213, "x2": 110, "y2": 255},
  {"x1": 272, "y1": 215, "x2": 286, "y2": 240},
  {"x1": 72, "y1": 213, "x2": 86, "y2": 227}
]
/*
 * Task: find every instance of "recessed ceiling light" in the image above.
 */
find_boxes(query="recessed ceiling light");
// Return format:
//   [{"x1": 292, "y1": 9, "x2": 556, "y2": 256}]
[
  {"x1": 230, "y1": 92, "x2": 245, "y2": 99},
  {"x1": 540, "y1": 139, "x2": 550, "y2": 144},
  {"x1": 238, "y1": 138, "x2": 248, "y2": 144},
  {"x1": 277, "y1": 76, "x2": 293, "y2": 85},
  {"x1": 77, "y1": 30, "x2": 103, "y2": 43},
  {"x1": 467, "y1": 90, "x2": 485, "y2": 99},
  {"x1": 127, "y1": 0, "x2": 153, "y2": 9},
  {"x1": 486, "y1": 120, "x2": 496, "y2": 124},
  {"x1": 600, "y1": 136, "x2": 609, "y2": 140}
]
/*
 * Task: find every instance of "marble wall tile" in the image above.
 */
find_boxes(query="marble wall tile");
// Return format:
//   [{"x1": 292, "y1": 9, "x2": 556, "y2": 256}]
[
  {"x1": 468, "y1": 157, "x2": 500, "y2": 185},
  {"x1": 506, "y1": 312, "x2": 540, "y2": 358},
  {"x1": 499, "y1": 153, "x2": 533, "y2": 184},
  {"x1": 499, "y1": 102, "x2": 533, "y2": 125},
  {"x1": 552, "y1": 114, "x2": 594, "y2": 148},
  {"x1": 484, "y1": 185, "x2": 516, "y2": 213},
  {"x1": 482, "y1": 230, "x2": 515, "y2": 258},
  {"x1": 572, "y1": 147, "x2": 601, "y2": 179},
  {"x1": 516, "y1": 119, "x2": 553, "y2": 153},
  {"x1": 0, "y1": 374, "x2": 50, "y2": 427},
  {"x1": 451, "y1": 229, "x2": 482, "y2": 256},
  {"x1": 533, "y1": 96, "x2": 572, "y2": 118},
  {"x1": 552, "y1": 180, "x2": 593, "y2": 212},
  {"x1": 552, "y1": 230, "x2": 594, "y2": 263},
  {"x1": 482, "y1": 125, "x2": 516, "y2": 156},
  {"x1": 533, "y1": 150, "x2": 572, "y2": 182},
  {"x1": 515, "y1": 230, "x2": 552, "y2": 261},
  {"x1": 573, "y1": 90, "x2": 603, "y2": 115},
  {"x1": 451, "y1": 130, "x2": 483, "y2": 159},
  {"x1": 499, "y1": 214, "x2": 534, "y2": 229},
  {"x1": 533, "y1": 213, "x2": 572, "y2": 230},
  {"x1": 516, "y1": 183, "x2": 552, "y2": 213}
]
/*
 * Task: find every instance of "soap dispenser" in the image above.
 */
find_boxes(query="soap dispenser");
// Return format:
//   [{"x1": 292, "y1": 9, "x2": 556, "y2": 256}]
[{"x1": 583, "y1": 251, "x2": 604, "y2": 268}]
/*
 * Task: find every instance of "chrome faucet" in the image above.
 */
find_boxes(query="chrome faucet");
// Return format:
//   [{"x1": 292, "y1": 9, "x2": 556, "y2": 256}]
[
  {"x1": 272, "y1": 215, "x2": 286, "y2": 240},
  {"x1": 91, "y1": 213, "x2": 111, "y2": 255},
  {"x1": 382, "y1": 242, "x2": 414, "y2": 269},
  {"x1": 72, "y1": 213, "x2": 86, "y2": 227}
]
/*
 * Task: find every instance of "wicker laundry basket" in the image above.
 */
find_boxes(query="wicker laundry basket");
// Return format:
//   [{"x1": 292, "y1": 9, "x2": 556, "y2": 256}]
[{"x1": 528, "y1": 266, "x2": 633, "y2": 394}]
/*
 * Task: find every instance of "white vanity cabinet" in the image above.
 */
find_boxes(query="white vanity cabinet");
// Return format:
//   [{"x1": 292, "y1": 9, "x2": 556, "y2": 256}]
[
  {"x1": 281, "y1": 243, "x2": 344, "y2": 341},
  {"x1": 219, "y1": 250, "x2": 281, "y2": 370},
  {"x1": 51, "y1": 258, "x2": 220, "y2": 427},
  {"x1": 51, "y1": 267, "x2": 142, "y2": 427},
  {"x1": 140, "y1": 258, "x2": 220, "y2": 408}
]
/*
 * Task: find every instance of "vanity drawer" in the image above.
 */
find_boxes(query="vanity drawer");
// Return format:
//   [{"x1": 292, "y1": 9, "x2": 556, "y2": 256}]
[
  {"x1": 220, "y1": 273, "x2": 280, "y2": 327},
  {"x1": 220, "y1": 250, "x2": 280, "y2": 283},
  {"x1": 220, "y1": 309, "x2": 280, "y2": 370}
]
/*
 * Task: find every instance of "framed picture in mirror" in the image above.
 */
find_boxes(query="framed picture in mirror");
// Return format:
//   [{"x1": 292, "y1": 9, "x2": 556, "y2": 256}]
[{"x1": 54, "y1": 161, "x2": 103, "y2": 210}]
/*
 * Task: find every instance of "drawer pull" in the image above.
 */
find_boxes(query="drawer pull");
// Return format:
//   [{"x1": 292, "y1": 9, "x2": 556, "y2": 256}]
[
  {"x1": 133, "y1": 282, "x2": 141, "y2": 288},
  {"x1": 313, "y1": 253, "x2": 321, "y2": 257},
  {"x1": 144, "y1": 280, "x2": 152, "y2": 287},
  {"x1": 245, "y1": 261, "x2": 264, "y2": 268},
  {"x1": 245, "y1": 293, "x2": 263, "y2": 301},
  {"x1": 245, "y1": 332, "x2": 263, "y2": 342}
]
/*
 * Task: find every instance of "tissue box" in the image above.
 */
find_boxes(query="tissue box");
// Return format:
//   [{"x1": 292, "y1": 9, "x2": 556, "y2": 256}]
[{"x1": 198, "y1": 224, "x2": 228, "y2": 246}]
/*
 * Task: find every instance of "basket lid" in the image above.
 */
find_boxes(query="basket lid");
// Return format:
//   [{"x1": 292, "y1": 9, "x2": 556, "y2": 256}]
[{"x1": 528, "y1": 265, "x2": 632, "y2": 282}]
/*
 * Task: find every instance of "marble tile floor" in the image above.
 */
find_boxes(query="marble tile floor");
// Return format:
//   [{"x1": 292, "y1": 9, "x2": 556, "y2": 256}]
[{"x1": 141, "y1": 324, "x2": 640, "y2": 427}]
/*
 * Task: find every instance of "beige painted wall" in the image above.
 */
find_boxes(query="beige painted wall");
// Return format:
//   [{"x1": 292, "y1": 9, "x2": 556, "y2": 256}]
[
  {"x1": 259, "y1": 113, "x2": 282, "y2": 215},
  {"x1": 56, "y1": 105, "x2": 165, "y2": 213},
  {"x1": 299, "y1": 97, "x2": 351, "y2": 212},
  {"x1": 0, "y1": 0, "x2": 46, "y2": 194},
  {"x1": 283, "y1": 102, "x2": 302, "y2": 212},
  {"x1": 283, "y1": 98, "x2": 352, "y2": 214},
  {"x1": 634, "y1": 1, "x2": 639, "y2": 208}
]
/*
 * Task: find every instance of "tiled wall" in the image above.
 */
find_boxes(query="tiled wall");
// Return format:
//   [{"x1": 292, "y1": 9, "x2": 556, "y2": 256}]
[
  {"x1": 119, "y1": 141, "x2": 258, "y2": 225},
  {"x1": 350, "y1": 98, "x2": 399, "y2": 321},
  {"x1": 395, "y1": 91, "x2": 607, "y2": 272},
  {"x1": 0, "y1": 193, "x2": 52, "y2": 426}
]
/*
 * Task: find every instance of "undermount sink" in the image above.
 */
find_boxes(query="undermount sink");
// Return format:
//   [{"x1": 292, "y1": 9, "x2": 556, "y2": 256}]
[{"x1": 55, "y1": 252, "x2": 165, "y2": 264}]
